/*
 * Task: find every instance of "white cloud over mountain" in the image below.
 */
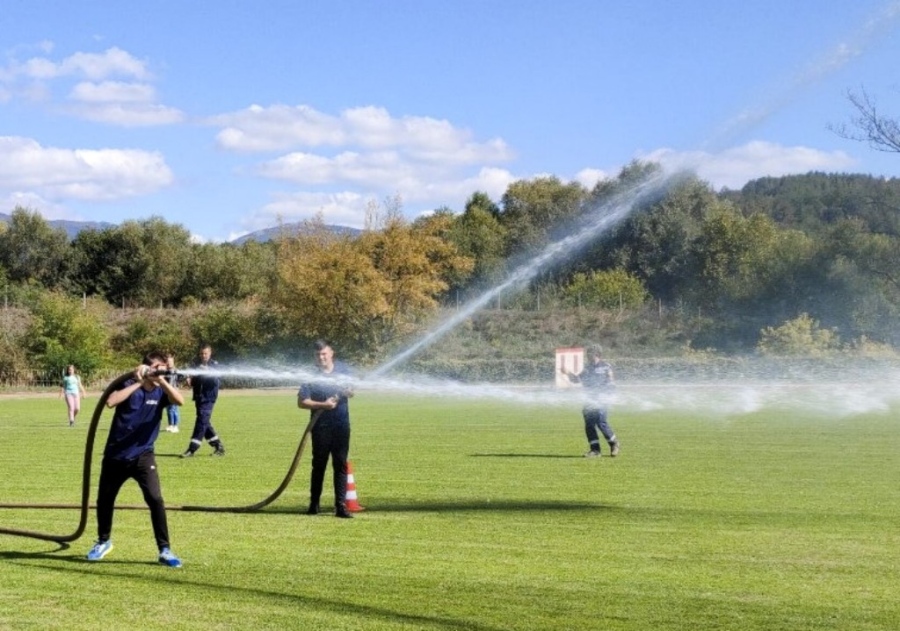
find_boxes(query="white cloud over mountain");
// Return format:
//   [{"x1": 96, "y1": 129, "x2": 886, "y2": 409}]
[{"x1": 0, "y1": 136, "x2": 174, "y2": 201}]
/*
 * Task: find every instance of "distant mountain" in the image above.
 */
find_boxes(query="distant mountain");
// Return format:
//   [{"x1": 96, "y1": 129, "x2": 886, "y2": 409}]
[
  {"x1": 231, "y1": 223, "x2": 361, "y2": 244},
  {"x1": 0, "y1": 213, "x2": 359, "y2": 243},
  {"x1": 0, "y1": 212, "x2": 116, "y2": 240}
]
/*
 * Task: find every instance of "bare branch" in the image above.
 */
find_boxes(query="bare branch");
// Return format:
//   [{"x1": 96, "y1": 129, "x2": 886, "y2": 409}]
[{"x1": 829, "y1": 87, "x2": 900, "y2": 153}]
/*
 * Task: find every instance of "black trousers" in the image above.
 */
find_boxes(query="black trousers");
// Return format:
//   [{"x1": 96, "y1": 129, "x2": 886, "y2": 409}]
[
  {"x1": 309, "y1": 422, "x2": 350, "y2": 508},
  {"x1": 188, "y1": 401, "x2": 220, "y2": 449},
  {"x1": 583, "y1": 405, "x2": 616, "y2": 447},
  {"x1": 96, "y1": 450, "x2": 170, "y2": 550}
]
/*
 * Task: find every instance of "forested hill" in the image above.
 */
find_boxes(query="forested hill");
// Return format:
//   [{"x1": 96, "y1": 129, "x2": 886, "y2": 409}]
[
  {"x1": 722, "y1": 172, "x2": 900, "y2": 235},
  {"x1": 0, "y1": 212, "x2": 356, "y2": 244},
  {"x1": 0, "y1": 213, "x2": 116, "y2": 240},
  {"x1": 3, "y1": 167, "x2": 900, "y2": 378}
]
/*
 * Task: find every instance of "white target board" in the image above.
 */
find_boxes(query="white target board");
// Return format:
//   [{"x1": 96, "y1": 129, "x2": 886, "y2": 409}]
[{"x1": 555, "y1": 347, "x2": 584, "y2": 388}]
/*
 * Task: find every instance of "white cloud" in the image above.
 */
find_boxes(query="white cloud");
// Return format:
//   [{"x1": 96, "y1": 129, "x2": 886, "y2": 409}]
[
  {"x1": 0, "y1": 136, "x2": 174, "y2": 201},
  {"x1": 47, "y1": 47, "x2": 149, "y2": 80},
  {"x1": 259, "y1": 150, "x2": 421, "y2": 188},
  {"x1": 210, "y1": 103, "x2": 513, "y2": 164},
  {"x1": 69, "y1": 80, "x2": 156, "y2": 103},
  {"x1": 640, "y1": 141, "x2": 857, "y2": 189},
  {"x1": 0, "y1": 191, "x2": 73, "y2": 220},
  {"x1": 68, "y1": 102, "x2": 186, "y2": 126},
  {"x1": 404, "y1": 166, "x2": 516, "y2": 205},
  {"x1": 242, "y1": 164, "x2": 521, "y2": 233},
  {"x1": 1, "y1": 47, "x2": 148, "y2": 82},
  {"x1": 209, "y1": 103, "x2": 517, "y2": 229},
  {"x1": 0, "y1": 46, "x2": 182, "y2": 126},
  {"x1": 248, "y1": 190, "x2": 370, "y2": 230},
  {"x1": 210, "y1": 104, "x2": 347, "y2": 151},
  {"x1": 574, "y1": 168, "x2": 611, "y2": 189}
]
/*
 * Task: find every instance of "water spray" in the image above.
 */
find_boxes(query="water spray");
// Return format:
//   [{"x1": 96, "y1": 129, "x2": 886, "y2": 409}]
[
  {"x1": 141, "y1": 362, "x2": 900, "y2": 418},
  {"x1": 371, "y1": 168, "x2": 684, "y2": 378}
]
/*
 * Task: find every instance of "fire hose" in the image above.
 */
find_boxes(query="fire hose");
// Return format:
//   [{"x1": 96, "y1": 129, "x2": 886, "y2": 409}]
[{"x1": 0, "y1": 370, "x2": 319, "y2": 543}]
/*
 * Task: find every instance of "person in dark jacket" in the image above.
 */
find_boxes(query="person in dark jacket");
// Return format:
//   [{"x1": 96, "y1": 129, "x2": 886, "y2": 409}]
[
  {"x1": 181, "y1": 344, "x2": 226, "y2": 457},
  {"x1": 298, "y1": 340, "x2": 355, "y2": 518},
  {"x1": 561, "y1": 345, "x2": 620, "y2": 458},
  {"x1": 86, "y1": 351, "x2": 185, "y2": 567}
]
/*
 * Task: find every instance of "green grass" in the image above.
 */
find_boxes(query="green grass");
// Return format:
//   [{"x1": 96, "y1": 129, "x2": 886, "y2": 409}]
[{"x1": 1, "y1": 389, "x2": 899, "y2": 630}]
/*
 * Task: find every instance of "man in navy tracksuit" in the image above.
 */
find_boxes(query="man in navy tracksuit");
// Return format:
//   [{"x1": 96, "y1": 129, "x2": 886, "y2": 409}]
[
  {"x1": 562, "y1": 345, "x2": 620, "y2": 458},
  {"x1": 298, "y1": 340, "x2": 355, "y2": 518},
  {"x1": 86, "y1": 351, "x2": 184, "y2": 567},
  {"x1": 181, "y1": 344, "x2": 226, "y2": 457}
]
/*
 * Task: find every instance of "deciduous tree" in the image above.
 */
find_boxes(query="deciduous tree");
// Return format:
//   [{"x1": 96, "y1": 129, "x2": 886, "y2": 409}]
[
  {"x1": 0, "y1": 207, "x2": 70, "y2": 289},
  {"x1": 274, "y1": 218, "x2": 389, "y2": 355}
]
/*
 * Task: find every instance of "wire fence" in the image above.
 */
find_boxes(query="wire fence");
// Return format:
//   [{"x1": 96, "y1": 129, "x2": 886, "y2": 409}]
[
  {"x1": 0, "y1": 368, "x2": 304, "y2": 393},
  {"x1": 0, "y1": 369, "x2": 125, "y2": 392}
]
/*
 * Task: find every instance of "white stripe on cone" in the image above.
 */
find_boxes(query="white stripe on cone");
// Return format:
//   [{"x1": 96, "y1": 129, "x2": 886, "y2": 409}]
[{"x1": 345, "y1": 461, "x2": 364, "y2": 512}]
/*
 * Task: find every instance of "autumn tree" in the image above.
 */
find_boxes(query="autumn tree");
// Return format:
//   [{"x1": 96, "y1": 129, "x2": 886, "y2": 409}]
[
  {"x1": 273, "y1": 218, "x2": 389, "y2": 355},
  {"x1": 358, "y1": 200, "x2": 473, "y2": 343}
]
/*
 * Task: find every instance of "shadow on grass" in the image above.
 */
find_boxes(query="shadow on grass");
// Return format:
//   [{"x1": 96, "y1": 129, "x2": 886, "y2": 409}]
[
  {"x1": 470, "y1": 452, "x2": 583, "y2": 459},
  {"x1": 1, "y1": 559, "x2": 509, "y2": 631},
  {"x1": 355, "y1": 500, "x2": 609, "y2": 513},
  {"x1": 0, "y1": 549, "x2": 165, "y2": 568},
  {"x1": 0, "y1": 541, "x2": 71, "y2": 560},
  {"x1": 224, "y1": 500, "x2": 611, "y2": 515}
]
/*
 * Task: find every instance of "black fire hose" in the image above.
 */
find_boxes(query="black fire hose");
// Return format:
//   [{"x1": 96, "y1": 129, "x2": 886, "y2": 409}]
[{"x1": 0, "y1": 371, "x2": 319, "y2": 542}]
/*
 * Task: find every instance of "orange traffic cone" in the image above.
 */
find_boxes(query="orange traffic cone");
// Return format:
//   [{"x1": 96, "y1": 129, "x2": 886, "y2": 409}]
[{"x1": 344, "y1": 461, "x2": 365, "y2": 512}]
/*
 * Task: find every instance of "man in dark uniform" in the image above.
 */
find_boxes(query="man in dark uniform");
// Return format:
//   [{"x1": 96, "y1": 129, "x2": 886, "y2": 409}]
[
  {"x1": 181, "y1": 343, "x2": 226, "y2": 457},
  {"x1": 298, "y1": 340, "x2": 355, "y2": 518},
  {"x1": 562, "y1": 344, "x2": 620, "y2": 458},
  {"x1": 86, "y1": 351, "x2": 185, "y2": 567}
]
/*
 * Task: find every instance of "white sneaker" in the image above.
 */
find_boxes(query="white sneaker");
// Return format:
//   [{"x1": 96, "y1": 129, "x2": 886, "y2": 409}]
[{"x1": 171, "y1": 426, "x2": 179, "y2": 433}]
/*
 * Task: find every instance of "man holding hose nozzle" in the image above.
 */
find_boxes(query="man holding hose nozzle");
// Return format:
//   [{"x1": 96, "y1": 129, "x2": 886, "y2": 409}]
[
  {"x1": 298, "y1": 340, "x2": 355, "y2": 518},
  {"x1": 86, "y1": 352, "x2": 185, "y2": 567}
]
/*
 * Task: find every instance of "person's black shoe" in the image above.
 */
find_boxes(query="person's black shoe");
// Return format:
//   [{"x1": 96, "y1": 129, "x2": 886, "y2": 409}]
[
  {"x1": 335, "y1": 505, "x2": 354, "y2": 519},
  {"x1": 306, "y1": 503, "x2": 319, "y2": 515},
  {"x1": 180, "y1": 450, "x2": 194, "y2": 458},
  {"x1": 212, "y1": 445, "x2": 226, "y2": 456}
]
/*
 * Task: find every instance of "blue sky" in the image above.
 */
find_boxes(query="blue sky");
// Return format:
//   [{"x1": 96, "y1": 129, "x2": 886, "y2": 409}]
[{"x1": 1, "y1": 1, "x2": 899, "y2": 243}]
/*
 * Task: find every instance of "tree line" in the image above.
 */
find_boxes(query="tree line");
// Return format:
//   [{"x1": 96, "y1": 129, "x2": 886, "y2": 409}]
[{"x1": 2, "y1": 162, "x2": 899, "y2": 382}]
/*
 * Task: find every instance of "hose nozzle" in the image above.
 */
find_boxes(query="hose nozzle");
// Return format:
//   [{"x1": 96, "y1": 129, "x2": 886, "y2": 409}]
[{"x1": 141, "y1": 367, "x2": 177, "y2": 378}]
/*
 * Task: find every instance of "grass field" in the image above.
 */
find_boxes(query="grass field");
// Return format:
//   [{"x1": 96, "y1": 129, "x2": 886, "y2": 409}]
[{"x1": 0, "y1": 387, "x2": 898, "y2": 630}]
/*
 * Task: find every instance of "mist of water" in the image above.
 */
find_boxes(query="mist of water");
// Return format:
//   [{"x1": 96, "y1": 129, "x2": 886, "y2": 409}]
[{"x1": 181, "y1": 362, "x2": 900, "y2": 420}]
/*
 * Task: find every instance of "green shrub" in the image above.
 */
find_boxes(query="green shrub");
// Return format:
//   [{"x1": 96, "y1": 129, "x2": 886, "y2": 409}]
[
  {"x1": 23, "y1": 291, "x2": 112, "y2": 377},
  {"x1": 562, "y1": 269, "x2": 648, "y2": 309},
  {"x1": 757, "y1": 313, "x2": 840, "y2": 356}
]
